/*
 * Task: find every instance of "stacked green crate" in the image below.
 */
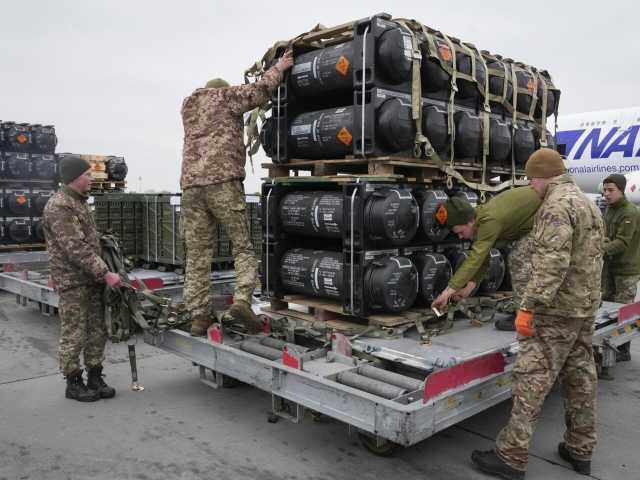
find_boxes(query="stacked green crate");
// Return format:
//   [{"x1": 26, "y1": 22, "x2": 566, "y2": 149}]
[{"x1": 92, "y1": 193, "x2": 143, "y2": 257}]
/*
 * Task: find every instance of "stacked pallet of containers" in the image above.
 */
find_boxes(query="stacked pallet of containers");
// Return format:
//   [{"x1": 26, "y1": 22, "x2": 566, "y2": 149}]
[
  {"x1": 258, "y1": 13, "x2": 557, "y2": 316},
  {"x1": 91, "y1": 193, "x2": 262, "y2": 270},
  {"x1": 0, "y1": 121, "x2": 58, "y2": 249}
]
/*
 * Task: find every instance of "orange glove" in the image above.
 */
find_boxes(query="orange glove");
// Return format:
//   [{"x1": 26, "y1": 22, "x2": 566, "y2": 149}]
[{"x1": 515, "y1": 310, "x2": 534, "y2": 337}]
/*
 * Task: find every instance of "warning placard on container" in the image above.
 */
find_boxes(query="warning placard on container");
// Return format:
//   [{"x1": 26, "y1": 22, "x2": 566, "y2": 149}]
[
  {"x1": 435, "y1": 205, "x2": 448, "y2": 225},
  {"x1": 337, "y1": 127, "x2": 353, "y2": 146},
  {"x1": 335, "y1": 56, "x2": 350, "y2": 76}
]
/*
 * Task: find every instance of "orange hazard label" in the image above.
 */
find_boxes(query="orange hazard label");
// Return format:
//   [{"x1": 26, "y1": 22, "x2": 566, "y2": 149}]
[
  {"x1": 337, "y1": 127, "x2": 353, "y2": 146},
  {"x1": 16, "y1": 133, "x2": 28, "y2": 144},
  {"x1": 16, "y1": 195, "x2": 27, "y2": 205},
  {"x1": 335, "y1": 56, "x2": 350, "y2": 76},
  {"x1": 435, "y1": 205, "x2": 448, "y2": 225},
  {"x1": 438, "y1": 45, "x2": 452, "y2": 62},
  {"x1": 526, "y1": 78, "x2": 535, "y2": 95}
]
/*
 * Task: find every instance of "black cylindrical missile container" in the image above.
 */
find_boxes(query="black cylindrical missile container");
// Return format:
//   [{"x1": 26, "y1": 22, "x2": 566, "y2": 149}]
[
  {"x1": 422, "y1": 105, "x2": 449, "y2": 155},
  {"x1": 5, "y1": 191, "x2": 30, "y2": 216},
  {"x1": 279, "y1": 249, "x2": 418, "y2": 313},
  {"x1": 489, "y1": 118, "x2": 511, "y2": 166},
  {"x1": 6, "y1": 219, "x2": 31, "y2": 244},
  {"x1": 454, "y1": 111, "x2": 482, "y2": 160},
  {"x1": 455, "y1": 49, "x2": 486, "y2": 100},
  {"x1": 31, "y1": 191, "x2": 53, "y2": 217},
  {"x1": 2, "y1": 152, "x2": 30, "y2": 178},
  {"x1": 280, "y1": 249, "x2": 343, "y2": 300},
  {"x1": 279, "y1": 188, "x2": 419, "y2": 246},
  {"x1": 287, "y1": 107, "x2": 355, "y2": 159},
  {"x1": 513, "y1": 123, "x2": 536, "y2": 167},
  {"x1": 289, "y1": 42, "x2": 356, "y2": 98},
  {"x1": 30, "y1": 154, "x2": 57, "y2": 180},
  {"x1": 32, "y1": 219, "x2": 45, "y2": 243},
  {"x1": 288, "y1": 25, "x2": 412, "y2": 98},
  {"x1": 279, "y1": 191, "x2": 343, "y2": 239},
  {"x1": 106, "y1": 156, "x2": 128, "y2": 181},
  {"x1": 413, "y1": 189, "x2": 450, "y2": 242},
  {"x1": 30, "y1": 124, "x2": 57, "y2": 154},
  {"x1": 478, "y1": 249, "x2": 506, "y2": 294},
  {"x1": 412, "y1": 252, "x2": 452, "y2": 304},
  {"x1": 2, "y1": 122, "x2": 31, "y2": 153}
]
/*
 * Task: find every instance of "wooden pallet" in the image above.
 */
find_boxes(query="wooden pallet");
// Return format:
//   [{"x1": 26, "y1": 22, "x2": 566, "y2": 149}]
[
  {"x1": 0, "y1": 243, "x2": 46, "y2": 252},
  {"x1": 91, "y1": 180, "x2": 126, "y2": 192},
  {"x1": 264, "y1": 156, "x2": 525, "y2": 184},
  {"x1": 266, "y1": 294, "x2": 432, "y2": 330}
]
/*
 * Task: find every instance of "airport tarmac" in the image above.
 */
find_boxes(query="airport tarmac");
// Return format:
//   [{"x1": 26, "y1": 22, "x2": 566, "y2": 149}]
[{"x1": 1, "y1": 291, "x2": 639, "y2": 480}]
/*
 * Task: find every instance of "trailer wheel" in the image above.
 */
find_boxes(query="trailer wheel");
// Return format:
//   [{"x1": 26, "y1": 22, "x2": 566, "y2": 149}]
[{"x1": 357, "y1": 432, "x2": 401, "y2": 456}]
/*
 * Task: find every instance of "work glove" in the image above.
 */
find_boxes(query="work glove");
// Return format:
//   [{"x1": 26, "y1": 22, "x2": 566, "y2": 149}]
[{"x1": 515, "y1": 310, "x2": 534, "y2": 337}]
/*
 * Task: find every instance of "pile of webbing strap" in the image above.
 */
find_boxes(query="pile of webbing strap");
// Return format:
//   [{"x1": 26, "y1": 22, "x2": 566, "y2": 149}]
[{"x1": 101, "y1": 234, "x2": 191, "y2": 343}]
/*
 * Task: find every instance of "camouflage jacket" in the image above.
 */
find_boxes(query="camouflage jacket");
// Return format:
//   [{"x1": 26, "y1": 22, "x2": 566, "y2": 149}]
[
  {"x1": 43, "y1": 186, "x2": 109, "y2": 292},
  {"x1": 520, "y1": 174, "x2": 605, "y2": 317},
  {"x1": 180, "y1": 65, "x2": 283, "y2": 190}
]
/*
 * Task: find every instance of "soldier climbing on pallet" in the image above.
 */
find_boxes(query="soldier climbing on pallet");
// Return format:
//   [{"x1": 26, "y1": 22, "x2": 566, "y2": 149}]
[
  {"x1": 430, "y1": 166, "x2": 545, "y2": 330},
  {"x1": 43, "y1": 155, "x2": 121, "y2": 402},
  {"x1": 180, "y1": 48, "x2": 294, "y2": 336}
]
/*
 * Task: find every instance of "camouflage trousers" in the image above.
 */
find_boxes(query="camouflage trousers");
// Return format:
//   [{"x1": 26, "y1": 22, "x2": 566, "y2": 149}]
[
  {"x1": 495, "y1": 314, "x2": 598, "y2": 471},
  {"x1": 58, "y1": 285, "x2": 107, "y2": 376},
  {"x1": 602, "y1": 268, "x2": 639, "y2": 304},
  {"x1": 508, "y1": 231, "x2": 534, "y2": 308},
  {"x1": 182, "y1": 181, "x2": 257, "y2": 318}
]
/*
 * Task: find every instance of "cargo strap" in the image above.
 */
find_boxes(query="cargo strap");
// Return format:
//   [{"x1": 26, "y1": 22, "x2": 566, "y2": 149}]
[
  {"x1": 395, "y1": 20, "x2": 429, "y2": 158},
  {"x1": 509, "y1": 62, "x2": 519, "y2": 182},
  {"x1": 536, "y1": 70, "x2": 549, "y2": 147},
  {"x1": 101, "y1": 234, "x2": 191, "y2": 343},
  {"x1": 468, "y1": 42, "x2": 492, "y2": 199}
]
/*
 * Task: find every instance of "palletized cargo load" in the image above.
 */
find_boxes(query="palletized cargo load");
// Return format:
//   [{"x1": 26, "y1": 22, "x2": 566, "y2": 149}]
[{"x1": 249, "y1": 12, "x2": 560, "y2": 196}]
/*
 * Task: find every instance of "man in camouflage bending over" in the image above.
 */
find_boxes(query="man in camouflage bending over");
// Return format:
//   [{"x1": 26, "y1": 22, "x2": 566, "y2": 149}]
[
  {"x1": 180, "y1": 49, "x2": 294, "y2": 336},
  {"x1": 43, "y1": 155, "x2": 121, "y2": 402}
]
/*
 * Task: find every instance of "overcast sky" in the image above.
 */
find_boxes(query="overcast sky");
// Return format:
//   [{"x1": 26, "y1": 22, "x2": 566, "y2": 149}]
[{"x1": 2, "y1": 1, "x2": 638, "y2": 193}]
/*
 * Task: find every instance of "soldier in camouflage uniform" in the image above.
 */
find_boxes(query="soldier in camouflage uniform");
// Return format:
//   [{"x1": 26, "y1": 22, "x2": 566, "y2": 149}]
[
  {"x1": 601, "y1": 173, "x2": 640, "y2": 362},
  {"x1": 471, "y1": 149, "x2": 604, "y2": 479},
  {"x1": 43, "y1": 155, "x2": 121, "y2": 402},
  {"x1": 431, "y1": 187, "x2": 542, "y2": 331},
  {"x1": 180, "y1": 49, "x2": 294, "y2": 336}
]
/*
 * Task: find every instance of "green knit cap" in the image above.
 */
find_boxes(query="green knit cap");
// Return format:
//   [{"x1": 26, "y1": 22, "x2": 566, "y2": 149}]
[
  {"x1": 443, "y1": 197, "x2": 476, "y2": 227},
  {"x1": 204, "y1": 78, "x2": 230, "y2": 89},
  {"x1": 59, "y1": 155, "x2": 91, "y2": 184}
]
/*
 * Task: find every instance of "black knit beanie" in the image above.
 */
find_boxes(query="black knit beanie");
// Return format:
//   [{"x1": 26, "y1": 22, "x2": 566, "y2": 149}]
[{"x1": 59, "y1": 155, "x2": 91, "y2": 184}]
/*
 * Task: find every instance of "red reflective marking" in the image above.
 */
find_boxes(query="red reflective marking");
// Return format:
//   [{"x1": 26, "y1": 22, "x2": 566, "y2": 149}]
[
  {"x1": 618, "y1": 301, "x2": 640, "y2": 325},
  {"x1": 130, "y1": 278, "x2": 164, "y2": 290},
  {"x1": 282, "y1": 346, "x2": 300, "y2": 369},
  {"x1": 423, "y1": 352, "x2": 505, "y2": 402},
  {"x1": 208, "y1": 325, "x2": 223, "y2": 344}
]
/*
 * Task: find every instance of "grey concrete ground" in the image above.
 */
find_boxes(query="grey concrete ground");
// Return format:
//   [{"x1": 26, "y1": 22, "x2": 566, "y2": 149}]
[{"x1": 1, "y1": 291, "x2": 638, "y2": 480}]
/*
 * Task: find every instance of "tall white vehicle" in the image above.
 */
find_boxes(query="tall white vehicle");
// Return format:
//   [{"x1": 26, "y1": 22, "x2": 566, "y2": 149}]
[{"x1": 555, "y1": 107, "x2": 640, "y2": 203}]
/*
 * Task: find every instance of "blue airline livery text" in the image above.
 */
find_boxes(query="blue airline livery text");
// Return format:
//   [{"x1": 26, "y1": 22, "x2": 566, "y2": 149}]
[{"x1": 556, "y1": 126, "x2": 640, "y2": 160}]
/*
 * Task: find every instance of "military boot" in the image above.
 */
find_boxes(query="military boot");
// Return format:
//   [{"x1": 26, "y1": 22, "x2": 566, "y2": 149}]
[
  {"x1": 558, "y1": 443, "x2": 591, "y2": 475},
  {"x1": 87, "y1": 366, "x2": 116, "y2": 399},
  {"x1": 471, "y1": 450, "x2": 525, "y2": 480},
  {"x1": 65, "y1": 370, "x2": 100, "y2": 402},
  {"x1": 616, "y1": 341, "x2": 631, "y2": 362},
  {"x1": 190, "y1": 314, "x2": 214, "y2": 337},
  {"x1": 228, "y1": 300, "x2": 262, "y2": 334}
]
